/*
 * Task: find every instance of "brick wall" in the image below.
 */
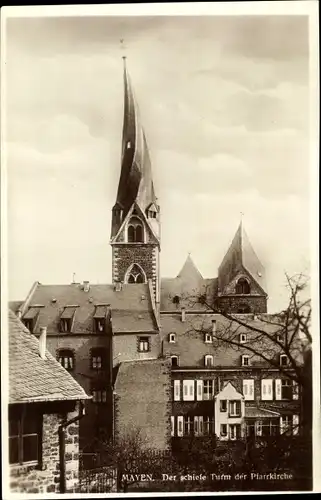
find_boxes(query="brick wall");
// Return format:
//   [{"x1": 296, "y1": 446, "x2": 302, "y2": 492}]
[
  {"x1": 9, "y1": 402, "x2": 80, "y2": 494},
  {"x1": 216, "y1": 295, "x2": 267, "y2": 314},
  {"x1": 112, "y1": 245, "x2": 159, "y2": 297}
]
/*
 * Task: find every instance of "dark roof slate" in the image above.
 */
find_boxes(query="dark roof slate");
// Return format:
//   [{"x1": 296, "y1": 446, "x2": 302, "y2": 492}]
[{"x1": 9, "y1": 310, "x2": 90, "y2": 404}]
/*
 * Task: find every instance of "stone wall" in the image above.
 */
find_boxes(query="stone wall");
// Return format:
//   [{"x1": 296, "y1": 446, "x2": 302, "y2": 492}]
[
  {"x1": 9, "y1": 402, "x2": 80, "y2": 494},
  {"x1": 216, "y1": 295, "x2": 267, "y2": 314}
]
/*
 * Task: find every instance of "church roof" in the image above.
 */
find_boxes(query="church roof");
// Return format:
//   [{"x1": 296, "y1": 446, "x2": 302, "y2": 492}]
[
  {"x1": 218, "y1": 221, "x2": 267, "y2": 294},
  {"x1": 112, "y1": 59, "x2": 157, "y2": 237},
  {"x1": 177, "y1": 254, "x2": 203, "y2": 283}
]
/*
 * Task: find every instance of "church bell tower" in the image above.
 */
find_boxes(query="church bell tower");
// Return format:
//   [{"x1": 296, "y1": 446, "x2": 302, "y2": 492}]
[{"x1": 110, "y1": 57, "x2": 161, "y2": 304}]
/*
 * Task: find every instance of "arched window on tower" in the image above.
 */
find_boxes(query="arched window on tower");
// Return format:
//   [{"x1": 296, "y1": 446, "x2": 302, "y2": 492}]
[
  {"x1": 127, "y1": 217, "x2": 144, "y2": 243},
  {"x1": 235, "y1": 278, "x2": 251, "y2": 295},
  {"x1": 126, "y1": 264, "x2": 146, "y2": 284}
]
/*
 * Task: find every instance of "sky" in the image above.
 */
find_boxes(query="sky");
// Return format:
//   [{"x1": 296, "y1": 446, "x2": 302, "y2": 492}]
[{"x1": 4, "y1": 11, "x2": 313, "y2": 312}]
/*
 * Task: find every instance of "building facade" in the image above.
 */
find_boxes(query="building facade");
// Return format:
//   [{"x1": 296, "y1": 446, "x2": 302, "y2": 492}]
[
  {"x1": 8, "y1": 310, "x2": 90, "y2": 494},
  {"x1": 11, "y1": 58, "x2": 304, "y2": 456}
]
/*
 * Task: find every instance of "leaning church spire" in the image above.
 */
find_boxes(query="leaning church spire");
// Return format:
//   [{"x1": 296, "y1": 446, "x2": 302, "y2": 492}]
[{"x1": 111, "y1": 57, "x2": 159, "y2": 240}]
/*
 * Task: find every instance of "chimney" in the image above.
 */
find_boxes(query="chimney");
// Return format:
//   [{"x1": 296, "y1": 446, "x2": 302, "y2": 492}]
[
  {"x1": 114, "y1": 281, "x2": 123, "y2": 292},
  {"x1": 83, "y1": 281, "x2": 90, "y2": 292},
  {"x1": 181, "y1": 307, "x2": 186, "y2": 322},
  {"x1": 39, "y1": 327, "x2": 47, "y2": 360},
  {"x1": 212, "y1": 319, "x2": 216, "y2": 335}
]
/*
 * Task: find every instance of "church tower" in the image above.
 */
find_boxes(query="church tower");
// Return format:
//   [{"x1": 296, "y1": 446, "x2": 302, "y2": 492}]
[
  {"x1": 110, "y1": 58, "x2": 160, "y2": 303},
  {"x1": 216, "y1": 221, "x2": 268, "y2": 314}
]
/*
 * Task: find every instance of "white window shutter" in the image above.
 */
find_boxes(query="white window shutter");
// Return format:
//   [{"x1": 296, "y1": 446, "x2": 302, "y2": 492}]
[
  {"x1": 243, "y1": 380, "x2": 248, "y2": 397},
  {"x1": 177, "y1": 416, "x2": 183, "y2": 437},
  {"x1": 280, "y1": 416, "x2": 284, "y2": 435},
  {"x1": 275, "y1": 379, "x2": 282, "y2": 401},
  {"x1": 174, "y1": 380, "x2": 180, "y2": 401},
  {"x1": 190, "y1": 381, "x2": 195, "y2": 399},
  {"x1": 261, "y1": 379, "x2": 266, "y2": 399},
  {"x1": 199, "y1": 416, "x2": 203, "y2": 436},
  {"x1": 249, "y1": 379, "x2": 254, "y2": 400},
  {"x1": 171, "y1": 416, "x2": 175, "y2": 436},
  {"x1": 197, "y1": 380, "x2": 203, "y2": 401},
  {"x1": 293, "y1": 415, "x2": 299, "y2": 435},
  {"x1": 293, "y1": 380, "x2": 299, "y2": 400}
]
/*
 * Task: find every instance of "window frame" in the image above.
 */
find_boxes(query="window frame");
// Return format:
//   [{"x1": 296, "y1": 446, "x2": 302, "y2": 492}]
[
  {"x1": 57, "y1": 349, "x2": 75, "y2": 371},
  {"x1": 9, "y1": 408, "x2": 42, "y2": 466},
  {"x1": 204, "y1": 354, "x2": 214, "y2": 367},
  {"x1": 171, "y1": 355, "x2": 179, "y2": 367},
  {"x1": 94, "y1": 318, "x2": 105, "y2": 333},
  {"x1": 169, "y1": 333, "x2": 176, "y2": 343},
  {"x1": 240, "y1": 333, "x2": 247, "y2": 343},
  {"x1": 241, "y1": 354, "x2": 250, "y2": 366},
  {"x1": 137, "y1": 336, "x2": 150, "y2": 353},
  {"x1": 90, "y1": 348, "x2": 107, "y2": 370},
  {"x1": 91, "y1": 388, "x2": 108, "y2": 404},
  {"x1": 229, "y1": 400, "x2": 241, "y2": 418},
  {"x1": 204, "y1": 333, "x2": 213, "y2": 344},
  {"x1": 59, "y1": 318, "x2": 72, "y2": 333},
  {"x1": 280, "y1": 354, "x2": 289, "y2": 367},
  {"x1": 235, "y1": 278, "x2": 251, "y2": 295},
  {"x1": 127, "y1": 217, "x2": 144, "y2": 243},
  {"x1": 220, "y1": 400, "x2": 227, "y2": 412},
  {"x1": 203, "y1": 379, "x2": 214, "y2": 401}
]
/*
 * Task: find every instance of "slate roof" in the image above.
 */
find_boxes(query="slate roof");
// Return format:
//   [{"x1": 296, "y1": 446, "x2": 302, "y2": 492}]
[
  {"x1": 161, "y1": 312, "x2": 303, "y2": 369},
  {"x1": 9, "y1": 301, "x2": 23, "y2": 314},
  {"x1": 245, "y1": 407, "x2": 280, "y2": 418},
  {"x1": 218, "y1": 222, "x2": 267, "y2": 294},
  {"x1": 9, "y1": 310, "x2": 90, "y2": 404},
  {"x1": 20, "y1": 282, "x2": 158, "y2": 334},
  {"x1": 160, "y1": 276, "x2": 218, "y2": 312}
]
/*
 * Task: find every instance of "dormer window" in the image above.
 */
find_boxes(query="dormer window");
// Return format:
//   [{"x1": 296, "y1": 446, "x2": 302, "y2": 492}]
[
  {"x1": 59, "y1": 307, "x2": 76, "y2": 333},
  {"x1": 280, "y1": 354, "x2": 289, "y2": 366},
  {"x1": 94, "y1": 319, "x2": 105, "y2": 332},
  {"x1": 57, "y1": 349, "x2": 74, "y2": 371},
  {"x1": 126, "y1": 140, "x2": 131, "y2": 149},
  {"x1": 240, "y1": 333, "x2": 247, "y2": 343},
  {"x1": 204, "y1": 355, "x2": 214, "y2": 367},
  {"x1": 22, "y1": 307, "x2": 40, "y2": 333},
  {"x1": 127, "y1": 217, "x2": 144, "y2": 243},
  {"x1": 241, "y1": 355, "x2": 250, "y2": 366},
  {"x1": 169, "y1": 333, "x2": 176, "y2": 343},
  {"x1": 204, "y1": 333, "x2": 212, "y2": 344},
  {"x1": 93, "y1": 305, "x2": 107, "y2": 333},
  {"x1": 235, "y1": 278, "x2": 251, "y2": 295},
  {"x1": 146, "y1": 203, "x2": 158, "y2": 219}
]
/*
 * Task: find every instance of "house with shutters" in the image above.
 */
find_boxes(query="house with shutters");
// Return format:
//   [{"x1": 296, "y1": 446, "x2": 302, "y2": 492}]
[{"x1": 11, "y1": 56, "x2": 304, "y2": 457}]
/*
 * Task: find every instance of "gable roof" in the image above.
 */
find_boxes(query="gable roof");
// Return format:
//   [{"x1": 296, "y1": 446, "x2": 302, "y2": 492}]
[
  {"x1": 20, "y1": 282, "x2": 158, "y2": 334},
  {"x1": 177, "y1": 254, "x2": 203, "y2": 283},
  {"x1": 8, "y1": 310, "x2": 90, "y2": 404},
  {"x1": 218, "y1": 222, "x2": 267, "y2": 294}
]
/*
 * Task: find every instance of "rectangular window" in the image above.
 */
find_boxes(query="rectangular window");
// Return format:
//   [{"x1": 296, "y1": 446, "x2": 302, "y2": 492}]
[
  {"x1": 220, "y1": 424, "x2": 228, "y2": 437},
  {"x1": 229, "y1": 400, "x2": 241, "y2": 417},
  {"x1": 204, "y1": 333, "x2": 212, "y2": 343},
  {"x1": 9, "y1": 409, "x2": 42, "y2": 465},
  {"x1": 220, "y1": 400, "x2": 227, "y2": 412},
  {"x1": 194, "y1": 416, "x2": 203, "y2": 437},
  {"x1": 177, "y1": 416, "x2": 184, "y2": 437},
  {"x1": 174, "y1": 380, "x2": 180, "y2": 401},
  {"x1": 183, "y1": 380, "x2": 194, "y2": 401},
  {"x1": 229, "y1": 424, "x2": 241, "y2": 440},
  {"x1": 184, "y1": 416, "x2": 193, "y2": 436},
  {"x1": 205, "y1": 355, "x2": 214, "y2": 367},
  {"x1": 240, "y1": 333, "x2": 247, "y2": 343},
  {"x1": 280, "y1": 354, "x2": 288, "y2": 366},
  {"x1": 280, "y1": 415, "x2": 291, "y2": 435},
  {"x1": 243, "y1": 379, "x2": 254, "y2": 400},
  {"x1": 91, "y1": 348, "x2": 107, "y2": 370},
  {"x1": 196, "y1": 380, "x2": 203, "y2": 401},
  {"x1": 92, "y1": 389, "x2": 107, "y2": 404},
  {"x1": 292, "y1": 380, "x2": 299, "y2": 400},
  {"x1": 171, "y1": 416, "x2": 175, "y2": 437},
  {"x1": 138, "y1": 337, "x2": 150, "y2": 352},
  {"x1": 241, "y1": 355, "x2": 250, "y2": 366},
  {"x1": 203, "y1": 380, "x2": 214, "y2": 400},
  {"x1": 204, "y1": 417, "x2": 213, "y2": 436},
  {"x1": 281, "y1": 379, "x2": 292, "y2": 400},
  {"x1": 293, "y1": 415, "x2": 299, "y2": 435},
  {"x1": 57, "y1": 350, "x2": 74, "y2": 371},
  {"x1": 60, "y1": 318, "x2": 72, "y2": 333},
  {"x1": 261, "y1": 379, "x2": 273, "y2": 401}
]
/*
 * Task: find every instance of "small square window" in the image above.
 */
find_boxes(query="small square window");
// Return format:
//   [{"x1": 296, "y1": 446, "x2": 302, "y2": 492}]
[
  {"x1": 205, "y1": 355, "x2": 214, "y2": 367},
  {"x1": 240, "y1": 333, "x2": 247, "y2": 343},
  {"x1": 138, "y1": 337, "x2": 150, "y2": 352},
  {"x1": 241, "y1": 355, "x2": 250, "y2": 366},
  {"x1": 204, "y1": 333, "x2": 212, "y2": 344},
  {"x1": 169, "y1": 333, "x2": 176, "y2": 343},
  {"x1": 171, "y1": 356, "x2": 179, "y2": 367},
  {"x1": 220, "y1": 400, "x2": 227, "y2": 412},
  {"x1": 280, "y1": 355, "x2": 288, "y2": 366}
]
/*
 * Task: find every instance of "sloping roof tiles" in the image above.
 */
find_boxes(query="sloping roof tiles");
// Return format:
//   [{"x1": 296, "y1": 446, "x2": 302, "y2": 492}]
[{"x1": 9, "y1": 310, "x2": 90, "y2": 404}]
